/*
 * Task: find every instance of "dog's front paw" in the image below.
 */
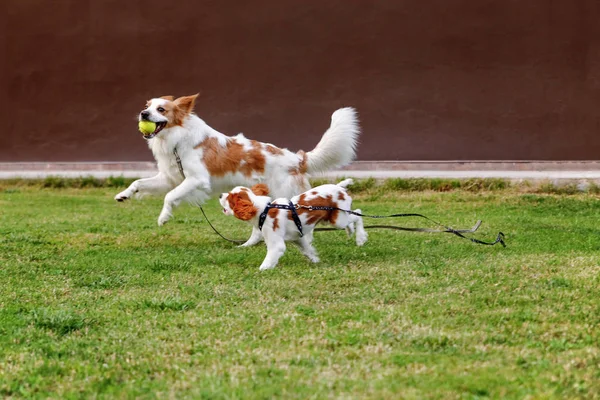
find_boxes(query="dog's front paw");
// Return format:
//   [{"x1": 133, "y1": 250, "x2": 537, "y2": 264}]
[
  {"x1": 114, "y1": 189, "x2": 132, "y2": 202},
  {"x1": 157, "y1": 210, "x2": 172, "y2": 226},
  {"x1": 259, "y1": 264, "x2": 276, "y2": 271},
  {"x1": 239, "y1": 239, "x2": 259, "y2": 248}
]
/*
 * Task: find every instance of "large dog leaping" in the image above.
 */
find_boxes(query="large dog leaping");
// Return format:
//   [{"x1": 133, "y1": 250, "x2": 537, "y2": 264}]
[{"x1": 115, "y1": 94, "x2": 360, "y2": 226}]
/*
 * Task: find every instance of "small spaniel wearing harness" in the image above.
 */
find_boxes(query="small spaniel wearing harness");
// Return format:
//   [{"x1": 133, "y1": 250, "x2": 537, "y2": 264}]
[{"x1": 219, "y1": 179, "x2": 367, "y2": 270}]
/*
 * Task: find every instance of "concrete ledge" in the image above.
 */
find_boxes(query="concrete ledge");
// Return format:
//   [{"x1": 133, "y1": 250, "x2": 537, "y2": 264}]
[{"x1": 1, "y1": 161, "x2": 600, "y2": 180}]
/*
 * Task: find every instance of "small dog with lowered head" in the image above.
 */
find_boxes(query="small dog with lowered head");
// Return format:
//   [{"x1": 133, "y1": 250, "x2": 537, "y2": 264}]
[{"x1": 220, "y1": 179, "x2": 367, "y2": 271}]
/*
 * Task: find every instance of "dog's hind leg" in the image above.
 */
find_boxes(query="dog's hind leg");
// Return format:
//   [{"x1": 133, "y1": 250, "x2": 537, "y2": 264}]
[
  {"x1": 158, "y1": 178, "x2": 210, "y2": 226},
  {"x1": 297, "y1": 233, "x2": 320, "y2": 263},
  {"x1": 114, "y1": 173, "x2": 172, "y2": 201},
  {"x1": 348, "y1": 209, "x2": 367, "y2": 246},
  {"x1": 345, "y1": 223, "x2": 355, "y2": 238}
]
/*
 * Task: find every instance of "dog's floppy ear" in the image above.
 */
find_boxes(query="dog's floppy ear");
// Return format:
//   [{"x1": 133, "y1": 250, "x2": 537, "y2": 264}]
[
  {"x1": 160, "y1": 95, "x2": 174, "y2": 101},
  {"x1": 229, "y1": 193, "x2": 257, "y2": 221},
  {"x1": 250, "y1": 183, "x2": 269, "y2": 196},
  {"x1": 174, "y1": 93, "x2": 199, "y2": 115}
]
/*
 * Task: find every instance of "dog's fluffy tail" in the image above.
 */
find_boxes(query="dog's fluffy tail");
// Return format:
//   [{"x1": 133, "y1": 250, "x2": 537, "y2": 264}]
[
  {"x1": 305, "y1": 107, "x2": 360, "y2": 174},
  {"x1": 336, "y1": 178, "x2": 354, "y2": 188}
]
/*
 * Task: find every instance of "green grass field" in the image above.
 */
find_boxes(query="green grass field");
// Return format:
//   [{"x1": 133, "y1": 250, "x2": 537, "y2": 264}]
[{"x1": 0, "y1": 181, "x2": 599, "y2": 399}]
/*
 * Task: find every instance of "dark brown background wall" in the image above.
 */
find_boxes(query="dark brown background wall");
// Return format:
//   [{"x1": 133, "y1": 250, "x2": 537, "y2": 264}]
[{"x1": 2, "y1": 0, "x2": 600, "y2": 162}]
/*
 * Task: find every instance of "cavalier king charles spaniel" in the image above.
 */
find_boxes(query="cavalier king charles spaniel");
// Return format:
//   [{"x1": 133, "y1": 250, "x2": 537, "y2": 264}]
[{"x1": 220, "y1": 179, "x2": 367, "y2": 270}]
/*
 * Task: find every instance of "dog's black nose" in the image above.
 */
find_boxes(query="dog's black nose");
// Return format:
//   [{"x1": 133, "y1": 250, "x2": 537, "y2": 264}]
[
  {"x1": 219, "y1": 194, "x2": 223, "y2": 199},
  {"x1": 140, "y1": 111, "x2": 150, "y2": 120}
]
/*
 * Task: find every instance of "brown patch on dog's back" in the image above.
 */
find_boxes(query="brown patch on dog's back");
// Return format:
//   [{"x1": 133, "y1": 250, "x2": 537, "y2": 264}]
[
  {"x1": 338, "y1": 192, "x2": 346, "y2": 201},
  {"x1": 251, "y1": 183, "x2": 270, "y2": 196},
  {"x1": 266, "y1": 145, "x2": 284, "y2": 156},
  {"x1": 293, "y1": 193, "x2": 339, "y2": 225},
  {"x1": 195, "y1": 137, "x2": 266, "y2": 177}
]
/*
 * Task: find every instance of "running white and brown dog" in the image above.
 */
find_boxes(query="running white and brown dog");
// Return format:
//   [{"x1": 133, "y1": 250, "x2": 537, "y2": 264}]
[
  {"x1": 219, "y1": 179, "x2": 367, "y2": 271},
  {"x1": 115, "y1": 94, "x2": 360, "y2": 227}
]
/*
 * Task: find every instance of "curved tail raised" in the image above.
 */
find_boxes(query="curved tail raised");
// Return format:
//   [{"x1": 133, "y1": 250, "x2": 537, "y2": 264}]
[{"x1": 305, "y1": 107, "x2": 360, "y2": 174}]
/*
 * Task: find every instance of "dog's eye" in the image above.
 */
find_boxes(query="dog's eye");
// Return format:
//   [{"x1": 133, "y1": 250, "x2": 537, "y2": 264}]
[{"x1": 157, "y1": 107, "x2": 165, "y2": 113}]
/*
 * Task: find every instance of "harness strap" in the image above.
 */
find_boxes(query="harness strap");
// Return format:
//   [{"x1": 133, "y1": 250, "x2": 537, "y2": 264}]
[
  {"x1": 258, "y1": 202, "x2": 304, "y2": 236},
  {"x1": 174, "y1": 148, "x2": 185, "y2": 179}
]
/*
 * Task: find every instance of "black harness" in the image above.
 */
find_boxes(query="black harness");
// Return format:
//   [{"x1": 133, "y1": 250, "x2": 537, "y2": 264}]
[{"x1": 258, "y1": 201, "x2": 304, "y2": 236}]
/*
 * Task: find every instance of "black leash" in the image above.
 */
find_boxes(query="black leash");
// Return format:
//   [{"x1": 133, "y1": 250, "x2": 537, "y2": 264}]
[
  {"x1": 316, "y1": 220, "x2": 482, "y2": 234},
  {"x1": 174, "y1": 148, "x2": 246, "y2": 244},
  {"x1": 198, "y1": 206, "x2": 246, "y2": 244},
  {"x1": 259, "y1": 203, "x2": 506, "y2": 247},
  {"x1": 303, "y1": 204, "x2": 506, "y2": 247}
]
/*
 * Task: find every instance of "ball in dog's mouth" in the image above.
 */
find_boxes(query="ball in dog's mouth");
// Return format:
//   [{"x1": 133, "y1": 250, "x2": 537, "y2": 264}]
[{"x1": 139, "y1": 121, "x2": 167, "y2": 139}]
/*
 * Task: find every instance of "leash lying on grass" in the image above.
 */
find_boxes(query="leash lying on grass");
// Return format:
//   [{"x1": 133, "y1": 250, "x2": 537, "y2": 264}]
[{"x1": 199, "y1": 204, "x2": 506, "y2": 247}]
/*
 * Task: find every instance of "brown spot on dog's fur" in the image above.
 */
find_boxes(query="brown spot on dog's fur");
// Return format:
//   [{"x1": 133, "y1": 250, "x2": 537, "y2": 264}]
[
  {"x1": 195, "y1": 137, "x2": 266, "y2": 177},
  {"x1": 311, "y1": 191, "x2": 318, "y2": 195},
  {"x1": 288, "y1": 151, "x2": 308, "y2": 176},
  {"x1": 228, "y1": 191, "x2": 257, "y2": 221},
  {"x1": 267, "y1": 208, "x2": 280, "y2": 231},
  {"x1": 287, "y1": 150, "x2": 310, "y2": 192},
  {"x1": 299, "y1": 151, "x2": 308, "y2": 173},
  {"x1": 293, "y1": 193, "x2": 339, "y2": 225},
  {"x1": 266, "y1": 145, "x2": 284, "y2": 156},
  {"x1": 164, "y1": 101, "x2": 186, "y2": 128},
  {"x1": 338, "y1": 192, "x2": 346, "y2": 201},
  {"x1": 251, "y1": 183, "x2": 270, "y2": 196}
]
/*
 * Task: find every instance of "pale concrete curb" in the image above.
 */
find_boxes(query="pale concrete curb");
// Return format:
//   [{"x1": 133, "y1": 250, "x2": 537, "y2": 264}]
[
  {"x1": 1, "y1": 161, "x2": 600, "y2": 181},
  {"x1": 318, "y1": 170, "x2": 600, "y2": 180}
]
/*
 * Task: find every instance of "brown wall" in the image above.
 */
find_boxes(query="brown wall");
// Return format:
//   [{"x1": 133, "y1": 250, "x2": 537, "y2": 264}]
[{"x1": 3, "y1": 0, "x2": 600, "y2": 162}]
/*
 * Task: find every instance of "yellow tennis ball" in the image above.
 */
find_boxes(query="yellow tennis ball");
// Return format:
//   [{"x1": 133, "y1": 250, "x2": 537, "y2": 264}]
[{"x1": 138, "y1": 121, "x2": 156, "y2": 135}]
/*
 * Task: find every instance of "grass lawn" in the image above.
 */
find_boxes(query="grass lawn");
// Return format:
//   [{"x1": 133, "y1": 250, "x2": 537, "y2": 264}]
[{"x1": 0, "y1": 181, "x2": 599, "y2": 399}]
